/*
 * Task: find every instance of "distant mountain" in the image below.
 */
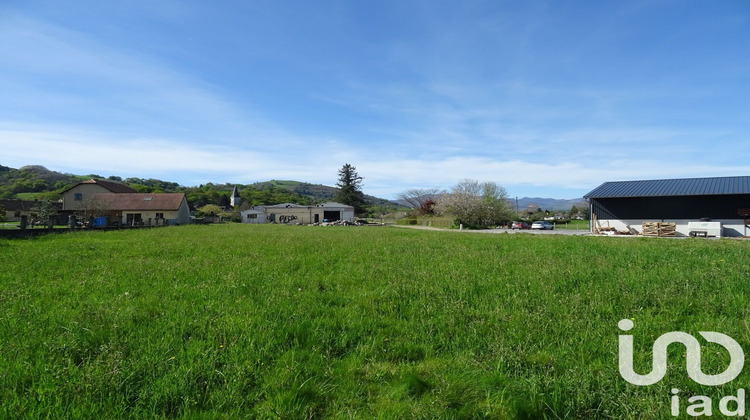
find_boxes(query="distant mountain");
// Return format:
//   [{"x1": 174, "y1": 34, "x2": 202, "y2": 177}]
[{"x1": 514, "y1": 197, "x2": 587, "y2": 212}]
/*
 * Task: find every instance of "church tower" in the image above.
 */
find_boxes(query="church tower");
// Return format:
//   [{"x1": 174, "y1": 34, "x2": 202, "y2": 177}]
[{"x1": 230, "y1": 185, "x2": 241, "y2": 208}]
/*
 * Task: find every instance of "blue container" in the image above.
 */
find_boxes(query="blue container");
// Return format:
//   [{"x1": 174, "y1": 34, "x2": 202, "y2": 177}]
[{"x1": 93, "y1": 217, "x2": 107, "y2": 227}]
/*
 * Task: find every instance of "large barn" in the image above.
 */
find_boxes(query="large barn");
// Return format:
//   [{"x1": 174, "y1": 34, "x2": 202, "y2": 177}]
[
  {"x1": 241, "y1": 202, "x2": 355, "y2": 225},
  {"x1": 584, "y1": 176, "x2": 750, "y2": 237}
]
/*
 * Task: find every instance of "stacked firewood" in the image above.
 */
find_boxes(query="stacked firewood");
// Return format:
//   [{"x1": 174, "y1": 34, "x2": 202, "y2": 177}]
[{"x1": 642, "y1": 222, "x2": 676, "y2": 237}]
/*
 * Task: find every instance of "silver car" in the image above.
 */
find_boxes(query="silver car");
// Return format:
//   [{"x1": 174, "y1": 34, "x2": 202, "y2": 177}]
[{"x1": 531, "y1": 221, "x2": 554, "y2": 230}]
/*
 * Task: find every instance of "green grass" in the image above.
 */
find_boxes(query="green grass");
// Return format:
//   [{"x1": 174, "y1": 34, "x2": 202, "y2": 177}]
[
  {"x1": 0, "y1": 222, "x2": 70, "y2": 230},
  {"x1": 395, "y1": 215, "x2": 456, "y2": 228},
  {"x1": 0, "y1": 221, "x2": 20, "y2": 229},
  {"x1": 1, "y1": 225, "x2": 749, "y2": 418},
  {"x1": 552, "y1": 219, "x2": 589, "y2": 230}
]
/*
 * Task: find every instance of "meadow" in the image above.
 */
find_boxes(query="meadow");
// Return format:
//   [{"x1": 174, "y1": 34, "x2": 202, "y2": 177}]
[{"x1": 1, "y1": 224, "x2": 749, "y2": 419}]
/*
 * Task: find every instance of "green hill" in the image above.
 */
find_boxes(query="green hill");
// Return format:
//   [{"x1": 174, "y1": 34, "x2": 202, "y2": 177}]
[
  {"x1": 0, "y1": 165, "x2": 400, "y2": 211},
  {"x1": 252, "y1": 180, "x2": 395, "y2": 207}
]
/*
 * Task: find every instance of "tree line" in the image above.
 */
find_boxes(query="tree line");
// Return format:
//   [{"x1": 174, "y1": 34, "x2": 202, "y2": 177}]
[
  {"x1": 0, "y1": 164, "x2": 403, "y2": 218},
  {"x1": 398, "y1": 180, "x2": 516, "y2": 229}
]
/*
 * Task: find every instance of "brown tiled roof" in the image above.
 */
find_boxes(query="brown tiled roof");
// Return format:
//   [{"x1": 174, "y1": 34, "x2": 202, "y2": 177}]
[
  {"x1": 62, "y1": 179, "x2": 137, "y2": 194},
  {"x1": 95, "y1": 193, "x2": 186, "y2": 211}
]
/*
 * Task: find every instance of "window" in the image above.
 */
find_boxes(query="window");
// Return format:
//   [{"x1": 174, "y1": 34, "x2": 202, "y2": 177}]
[
  {"x1": 247, "y1": 214, "x2": 257, "y2": 219},
  {"x1": 74, "y1": 193, "x2": 83, "y2": 201},
  {"x1": 155, "y1": 213, "x2": 164, "y2": 219}
]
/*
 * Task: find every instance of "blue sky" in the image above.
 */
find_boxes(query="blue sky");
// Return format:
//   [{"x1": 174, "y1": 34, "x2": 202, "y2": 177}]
[{"x1": 1, "y1": 1, "x2": 749, "y2": 199}]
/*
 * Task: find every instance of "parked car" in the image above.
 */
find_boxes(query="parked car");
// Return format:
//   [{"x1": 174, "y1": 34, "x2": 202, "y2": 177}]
[
  {"x1": 531, "y1": 221, "x2": 554, "y2": 230},
  {"x1": 511, "y1": 221, "x2": 530, "y2": 229}
]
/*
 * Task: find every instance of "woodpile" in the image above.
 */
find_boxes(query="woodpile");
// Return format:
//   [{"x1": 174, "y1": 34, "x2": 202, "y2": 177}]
[
  {"x1": 642, "y1": 222, "x2": 676, "y2": 237},
  {"x1": 599, "y1": 226, "x2": 637, "y2": 235}
]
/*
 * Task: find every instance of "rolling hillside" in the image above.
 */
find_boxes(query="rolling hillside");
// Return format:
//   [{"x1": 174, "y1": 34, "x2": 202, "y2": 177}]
[
  {"x1": 0, "y1": 164, "x2": 584, "y2": 211},
  {"x1": 0, "y1": 165, "x2": 399, "y2": 208}
]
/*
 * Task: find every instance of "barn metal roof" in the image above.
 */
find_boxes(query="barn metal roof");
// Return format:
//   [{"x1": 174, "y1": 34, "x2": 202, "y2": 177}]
[{"x1": 585, "y1": 176, "x2": 750, "y2": 199}]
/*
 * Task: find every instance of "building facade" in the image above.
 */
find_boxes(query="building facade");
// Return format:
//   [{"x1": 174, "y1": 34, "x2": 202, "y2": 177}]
[
  {"x1": 61, "y1": 179, "x2": 137, "y2": 211},
  {"x1": 96, "y1": 193, "x2": 191, "y2": 226},
  {"x1": 241, "y1": 202, "x2": 355, "y2": 225}
]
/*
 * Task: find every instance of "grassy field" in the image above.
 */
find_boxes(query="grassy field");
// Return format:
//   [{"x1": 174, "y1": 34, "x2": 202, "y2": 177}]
[
  {"x1": 393, "y1": 217, "x2": 589, "y2": 230},
  {"x1": 551, "y1": 219, "x2": 589, "y2": 230},
  {"x1": 0, "y1": 222, "x2": 70, "y2": 230},
  {"x1": 1, "y1": 225, "x2": 749, "y2": 419}
]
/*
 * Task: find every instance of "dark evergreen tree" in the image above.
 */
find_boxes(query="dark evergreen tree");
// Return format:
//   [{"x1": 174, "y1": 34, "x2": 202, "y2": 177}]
[
  {"x1": 335, "y1": 163, "x2": 366, "y2": 215},
  {"x1": 218, "y1": 193, "x2": 231, "y2": 209}
]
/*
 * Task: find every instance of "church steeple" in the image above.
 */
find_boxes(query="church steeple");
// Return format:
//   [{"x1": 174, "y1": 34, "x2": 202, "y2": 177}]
[{"x1": 230, "y1": 186, "x2": 241, "y2": 208}]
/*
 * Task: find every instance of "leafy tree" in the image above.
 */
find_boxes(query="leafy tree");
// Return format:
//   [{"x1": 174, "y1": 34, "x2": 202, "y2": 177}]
[
  {"x1": 219, "y1": 194, "x2": 231, "y2": 209},
  {"x1": 420, "y1": 198, "x2": 437, "y2": 216},
  {"x1": 195, "y1": 204, "x2": 223, "y2": 218},
  {"x1": 75, "y1": 195, "x2": 110, "y2": 223},
  {"x1": 31, "y1": 200, "x2": 58, "y2": 225},
  {"x1": 335, "y1": 164, "x2": 366, "y2": 214},
  {"x1": 435, "y1": 179, "x2": 514, "y2": 228},
  {"x1": 397, "y1": 188, "x2": 443, "y2": 215}
]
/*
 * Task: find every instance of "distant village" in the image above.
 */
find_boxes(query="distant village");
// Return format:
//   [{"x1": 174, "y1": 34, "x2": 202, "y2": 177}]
[
  {"x1": 0, "y1": 179, "x2": 359, "y2": 228},
  {"x1": 3, "y1": 165, "x2": 747, "y2": 238},
  {"x1": 1, "y1": 178, "x2": 588, "y2": 228}
]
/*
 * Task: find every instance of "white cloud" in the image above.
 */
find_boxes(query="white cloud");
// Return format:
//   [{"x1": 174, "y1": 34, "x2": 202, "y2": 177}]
[
  {"x1": 0, "y1": 14, "x2": 273, "y2": 143},
  {"x1": 2, "y1": 3, "x2": 749, "y2": 201},
  {"x1": 3, "y1": 126, "x2": 749, "y2": 199}
]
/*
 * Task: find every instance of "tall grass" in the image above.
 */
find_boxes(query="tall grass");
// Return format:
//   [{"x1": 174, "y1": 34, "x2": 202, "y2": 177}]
[
  {"x1": 395, "y1": 215, "x2": 456, "y2": 228},
  {"x1": 1, "y1": 225, "x2": 748, "y2": 418}
]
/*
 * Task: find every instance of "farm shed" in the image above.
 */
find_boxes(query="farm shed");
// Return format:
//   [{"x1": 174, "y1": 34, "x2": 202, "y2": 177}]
[
  {"x1": 243, "y1": 202, "x2": 355, "y2": 225},
  {"x1": 1, "y1": 199, "x2": 62, "y2": 222},
  {"x1": 240, "y1": 208, "x2": 266, "y2": 224},
  {"x1": 584, "y1": 176, "x2": 750, "y2": 237}
]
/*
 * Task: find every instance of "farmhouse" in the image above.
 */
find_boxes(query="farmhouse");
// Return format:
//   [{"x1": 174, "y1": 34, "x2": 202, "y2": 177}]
[
  {"x1": 61, "y1": 179, "x2": 138, "y2": 211},
  {"x1": 61, "y1": 179, "x2": 191, "y2": 226},
  {"x1": 241, "y1": 202, "x2": 355, "y2": 225},
  {"x1": 96, "y1": 193, "x2": 191, "y2": 226},
  {"x1": 585, "y1": 176, "x2": 750, "y2": 237}
]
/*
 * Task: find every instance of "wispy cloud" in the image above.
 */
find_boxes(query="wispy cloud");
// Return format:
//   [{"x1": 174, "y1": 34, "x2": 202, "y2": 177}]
[
  {"x1": 1, "y1": 2, "x2": 748, "y2": 199},
  {"x1": 0, "y1": 14, "x2": 273, "y2": 143},
  {"x1": 3, "y1": 125, "x2": 749, "y2": 199}
]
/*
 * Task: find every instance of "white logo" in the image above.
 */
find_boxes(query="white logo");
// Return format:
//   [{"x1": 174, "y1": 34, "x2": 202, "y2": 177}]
[{"x1": 618, "y1": 319, "x2": 744, "y2": 386}]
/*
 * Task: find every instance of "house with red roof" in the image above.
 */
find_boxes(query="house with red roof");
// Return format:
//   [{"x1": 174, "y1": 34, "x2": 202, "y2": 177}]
[{"x1": 61, "y1": 179, "x2": 190, "y2": 226}]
